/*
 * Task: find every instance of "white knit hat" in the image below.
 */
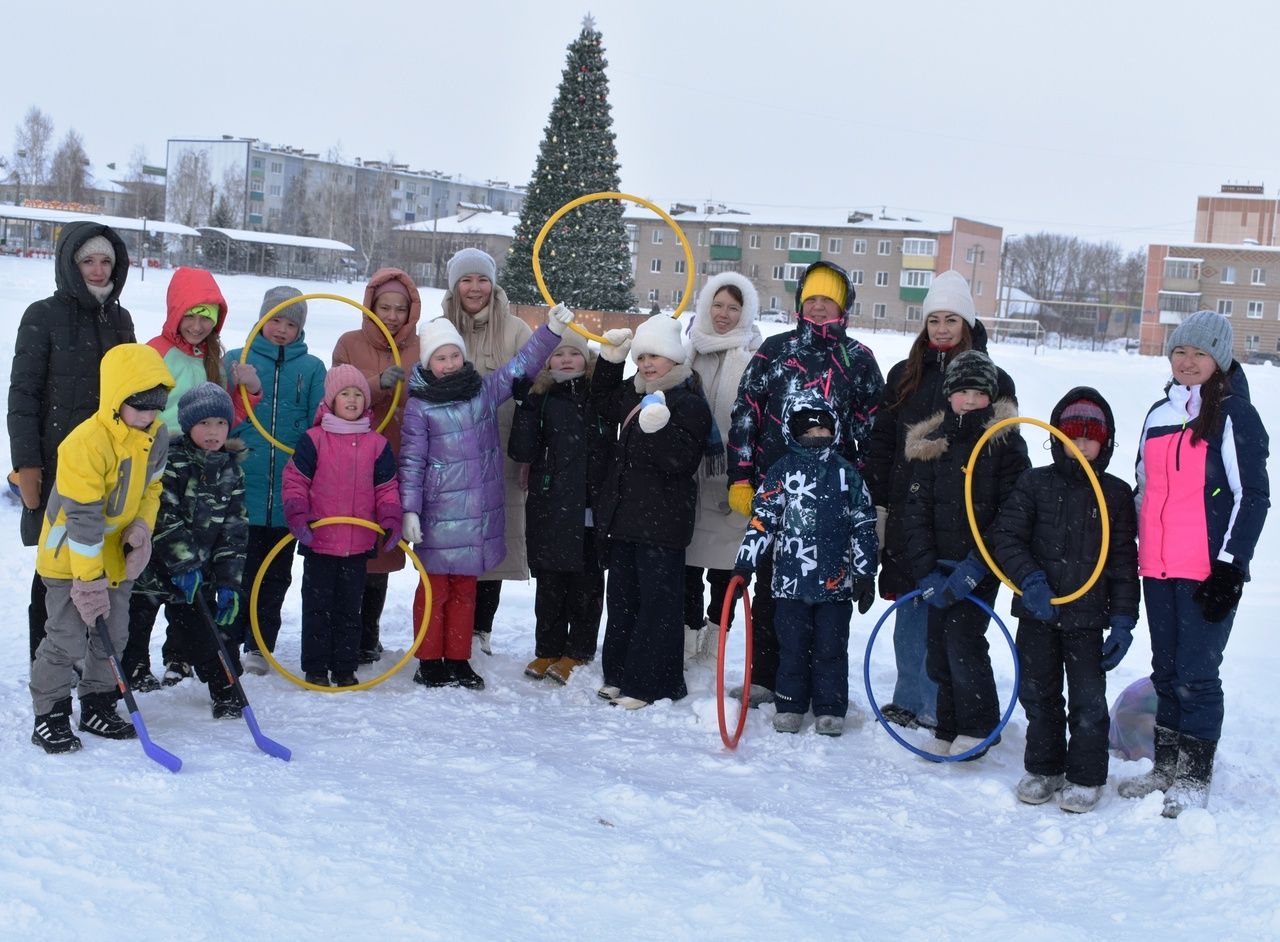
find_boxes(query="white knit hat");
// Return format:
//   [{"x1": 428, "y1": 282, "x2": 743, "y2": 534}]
[
  {"x1": 551, "y1": 327, "x2": 591, "y2": 359},
  {"x1": 922, "y1": 270, "x2": 976, "y2": 327},
  {"x1": 631, "y1": 314, "x2": 687, "y2": 364},
  {"x1": 446, "y1": 248, "x2": 497, "y2": 290},
  {"x1": 418, "y1": 317, "x2": 469, "y2": 365}
]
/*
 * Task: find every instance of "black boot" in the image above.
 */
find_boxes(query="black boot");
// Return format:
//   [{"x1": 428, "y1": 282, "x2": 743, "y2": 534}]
[
  {"x1": 359, "y1": 577, "x2": 386, "y2": 664},
  {"x1": 209, "y1": 680, "x2": 244, "y2": 720},
  {"x1": 304, "y1": 671, "x2": 332, "y2": 687},
  {"x1": 127, "y1": 661, "x2": 162, "y2": 693},
  {"x1": 1118, "y1": 725, "x2": 1179, "y2": 799},
  {"x1": 1162, "y1": 735, "x2": 1218, "y2": 818},
  {"x1": 413, "y1": 659, "x2": 455, "y2": 687},
  {"x1": 32, "y1": 697, "x2": 83, "y2": 754},
  {"x1": 78, "y1": 691, "x2": 137, "y2": 740},
  {"x1": 447, "y1": 659, "x2": 485, "y2": 691},
  {"x1": 331, "y1": 671, "x2": 359, "y2": 688}
]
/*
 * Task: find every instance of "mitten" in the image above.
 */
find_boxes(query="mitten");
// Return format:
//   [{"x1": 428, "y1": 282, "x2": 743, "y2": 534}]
[
  {"x1": 599, "y1": 328, "x2": 633, "y2": 363},
  {"x1": 379, "y1": 364, "x2": 405, "y2": 389},
  {"x1": 917, "y1": 570, "x2": 952, "y2": 609},
  {"x1": 172, "y1": 569, "x2": 202, "y2": 605},
  {"x1": 282, "y1": 498, "x2": 313, "y2": 547},
  {"x1": 70, "y1": 576, "x2": 110, "y2": 626},
  {"x1": 121, "y1": 520, "x2": 152, "y2": 581},
  {"x1": 16, "y1": 466, "x2": 42, "y2": 510},
  {"x1": 215, "y1": 588, "x2": 240, "y2": 627},
  {"x1": 943, "y1": 553, "x2": 987, "y2": 604},
  {"x1": 857, "y1": 582, "x2": 875, "y2": 615},
  {"x1": 728, "y1": 482, "x2": 755, "y2": 517},
  {"x1": 379, "y1": 516, "x2": 402, "y2": 554},
  {"x1": 1192, "y1": 560, "x2": 1245, "y2": 622},
  {"x1": 1020, "y1": 570, "x2": 1056, "y2": 622},
  {"x1": 547, "y1": 302, "x2": 575, "y2": 336},
  {"x1": 637, "y1": 392, "x2": 670, "y2": 433},
  {"x1": 402, "y1": 511, "x2": 423, "y2": 545},
  {"x1": 1100, "y1": 615, "x2": 1135, "y2": 671}
]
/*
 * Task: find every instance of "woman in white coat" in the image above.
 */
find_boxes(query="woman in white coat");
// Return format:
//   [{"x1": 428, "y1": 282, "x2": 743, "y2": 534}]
[{"x1": 682, "y1": 272, "x2": 762, "y2": 661}]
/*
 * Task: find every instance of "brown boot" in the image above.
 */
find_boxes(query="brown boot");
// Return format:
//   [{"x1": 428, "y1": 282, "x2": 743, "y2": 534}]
[
  {"x1": 546, "y1": 657, "x2": 584, "y2": 685},
  {"x1": 524, "y1": 656, "x2": 558, "y2": 680}
]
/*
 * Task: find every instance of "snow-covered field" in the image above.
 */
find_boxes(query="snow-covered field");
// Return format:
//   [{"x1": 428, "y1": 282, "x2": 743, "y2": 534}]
[{"x1": 1, "y1": 255, "x2": 1277, "y2": 941}]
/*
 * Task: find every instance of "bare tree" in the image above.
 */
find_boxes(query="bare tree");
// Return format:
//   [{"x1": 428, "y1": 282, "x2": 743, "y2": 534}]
[
  {"x1": 218, "y1": 161, "x2": 246, "y2": 228},
  {"x1": 303, "y1": 145, "x2": 354, "y2": 241},
  {"x1": 351, "y1": 165, "x2": 395, "y2": 277},
  {"x1": 124, "y1": 146, "x2": 165, "y2": 219},
  {"x1": 48, "y1": 129, "x2": 92, "y2": 204},
  {"x1": 167, "y1": 146, "x2": 213, "y2": 227},
  {"x1": 281, "y1": 165, "x2": 312, "y2": 236},
  {"x1": 12, "y1": 105, "x2": 55, "y2": 199}
]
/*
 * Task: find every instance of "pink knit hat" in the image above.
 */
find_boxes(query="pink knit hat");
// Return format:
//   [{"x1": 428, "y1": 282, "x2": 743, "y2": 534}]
[
  {"x1": 324, "y1": 363, "x2": 371, "y2": 410},
  {"x1": 373, "y1": 279, "x2": 411, "y2": 302}
]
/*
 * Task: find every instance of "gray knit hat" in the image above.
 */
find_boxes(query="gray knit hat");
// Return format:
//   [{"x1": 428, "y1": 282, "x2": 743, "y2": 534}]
[
  {"x1": 446, "y1": 247, "x2": 496, "y2": 290},
  {"x1": 943, "y1": 349, "x2": 999, "y2": 399},
  {"x1": 260, "y1": 285, "x2": 307, "y2": 329},
  {"x1": 178, "y1": 382, "x2": 235, "y2": 435},
  {"x1": 75, "y1": 234, "x2": 116, "y2": 265},
  {"x1": 1167, "y1": 310, "x2": 1234, "y2": 373}
]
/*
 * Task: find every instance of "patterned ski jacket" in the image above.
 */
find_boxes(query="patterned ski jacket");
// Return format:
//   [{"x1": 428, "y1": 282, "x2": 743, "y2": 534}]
[
  {"x1": 1135, "y1": 363, "x2": 1270, "y2": 580},
  {"x1": 736, "y1": 393, "x2": 877, "y2": 603}
]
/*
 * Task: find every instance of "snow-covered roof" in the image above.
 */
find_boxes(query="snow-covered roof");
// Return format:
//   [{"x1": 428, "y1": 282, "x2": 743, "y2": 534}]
[
  {"x1": 0, "y1": 203, "x2": 199, "y2": 235},
  {"x1": 621, "y1": 205, "x2": 957, "y2": 234},
  {"x1": 197, "y1": 227, "x2": 354, "y2": 252},
  {"x1": 1163, "y1": 241, "x2": 1280, "y2": 255},
  {"x1": 395, "y1": 212, "x2": 520, "y2": 237}
]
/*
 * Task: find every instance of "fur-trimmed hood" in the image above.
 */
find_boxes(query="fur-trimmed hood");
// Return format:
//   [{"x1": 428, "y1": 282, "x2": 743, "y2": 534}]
[{"x1": 903, "y1": 398, "x2": 1019, "y2": 463}]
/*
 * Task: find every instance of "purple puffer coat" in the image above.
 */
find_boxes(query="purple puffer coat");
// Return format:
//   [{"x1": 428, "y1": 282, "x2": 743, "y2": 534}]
[{"x1": 399, "y1": 324, "x2": 559, "y2": 575}]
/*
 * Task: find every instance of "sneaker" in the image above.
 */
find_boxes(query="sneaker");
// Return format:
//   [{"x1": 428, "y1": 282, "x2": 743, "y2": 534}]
[
  {"x1": 612, "y1": 696, "x2": 649, "y2": 710},
  {"x1": 358, "y1": 642, "x2": 383, "y2": 665},
  {"x1": 1016, "y1": 772, "x2": 1066, "y2": 805},
  {"x1": 304, "y1": 671, "x2": 332, "y2": 687},
  {"x1": 773, "y1": 712, "x2": 804, "y2": 734},
  {"x1": 1059, "y1": 782, "x2": 1104, "y2": 814},
  {"x1": 524, "y1": 656, "x2": 558, "y2": 680},
  {"x1": 242, "y1": 651, "x2": 269, "y2": 676},
  {"x1": 32, "y1": 697, "x2": 83, "y2": 754},
  {"x1": 597, "y1": 685, "x2": 622, "y2": 701},
  {"x1": 413, "y1": 659, "x2": 455, "y2": 687},
  {"x1": 126, "y1": 662, "x2": 162, "y2": 693},
  {"x1": 545, "y1": 657, "x2": 583, "y2": 686},
  {"x1": 814, "y1": 715, "x2": 845, "y2": 737},
  {"x1": 879, "y1": 703, "x2": 919, "y2": 729},
  {"x1": 728, "y1": 683, "x2": 776, "y2": 708},
  {"x1": 447, "y1": 659, "x2": 485, "y2": 691},
  {"x1": 77, "y1": 692, "x2": 137, "y2": 739},
  {"x1": 331, "y1": 672, "x2": 359, "y2": 688},
  {"x1": 474, "y1": 631, "x2": 492, "y2": 656},
  {"x1": 162, "y1": 661, "x2": 193, "y2": 687}
]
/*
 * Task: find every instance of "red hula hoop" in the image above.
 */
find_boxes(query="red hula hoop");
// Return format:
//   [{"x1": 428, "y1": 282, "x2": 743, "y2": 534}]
[{"x1": 716, "y1": 575, "x2": 754, "y2": 749}]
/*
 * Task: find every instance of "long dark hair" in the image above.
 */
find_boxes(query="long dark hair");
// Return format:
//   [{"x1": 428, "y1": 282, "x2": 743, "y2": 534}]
[
  {"x1": 890, "y1": 320, "x2": 973, "y2": 411},
  {"x1": 1189, "y1": 368, "x2": 1227, "y2": 445}
]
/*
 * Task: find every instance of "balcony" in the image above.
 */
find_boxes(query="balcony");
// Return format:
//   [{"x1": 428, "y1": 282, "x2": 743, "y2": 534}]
[
  {"x1": 710, "y1": 244, "x2": 741, "y2": 261},
  {"x1": 901, "y1": 254, "x2": 935, "y2": 271},
  {"x1": 899, "y1": 286, "x2": 928, "y2": 303},
  {"x1": 1158, "y1": 291, "x2": 1200, "y2": 324},
  {"x1": 788, "y1": 249, "x2": 820, "y2": 264},
  {"x1": 784, "y1": 280, "x2": 799, "y2": 294}
]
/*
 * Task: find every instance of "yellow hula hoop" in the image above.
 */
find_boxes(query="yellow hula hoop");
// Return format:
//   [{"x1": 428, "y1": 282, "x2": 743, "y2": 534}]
[
  {"x1": 532, "y1": 191, "x2": 695, "y2": 345},
  {"x1": 964, "y1": 416, "x2": 1109, "y2": 605},
  {"x1": 248, "y1": 516, "x2": 433, "y2": 693},
  {"x1": 237, "y1": 293, "x2": 403, "y2": 454}
]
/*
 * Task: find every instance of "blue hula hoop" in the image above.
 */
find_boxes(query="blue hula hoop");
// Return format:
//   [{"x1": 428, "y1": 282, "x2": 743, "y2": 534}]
[{"x1": 862, "y1": 589, "x2": 1021, "y2": 763}]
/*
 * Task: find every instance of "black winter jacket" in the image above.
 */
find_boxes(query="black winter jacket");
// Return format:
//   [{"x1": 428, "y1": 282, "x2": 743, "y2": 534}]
[
  {"x1": 509, "y1": 367, "x2": 615, "y2": 572},
  {"x1": 899, "y1": 399, "x2": 1030, "y2": 591},
  {"x1": 864, "y1": 320, "x2": 1016, "y2": 597},
  {"x1": 8, "y1": 221, "x2": 136, "y2": 544},
  {"x1": 592, "y1": 359, "x2": 712, "y2": 551},
  {"x1": 988, "y1": 387, "x2": 1140, "y2": 630}
]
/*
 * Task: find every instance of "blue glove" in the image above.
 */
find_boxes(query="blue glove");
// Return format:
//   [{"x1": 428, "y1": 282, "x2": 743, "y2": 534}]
[
  {"x1": 1020, "y1": 570, "x2": 1056, "y2": 622},
  {"x1": 943, "y1": 553, "x2": 987, "y2": 605},
  {"x1": 917, "y1": 570, "x2": 951, "y2": 609},
  {"x1": 215, "y1": 588, "x2": 240, "y2": 627},
  {"x1": 1100, "y1": 615, "x2": 1135, "y2": 671},
  {"x1": 172, "y1": 569, "x2": 202, "y2": 605}
]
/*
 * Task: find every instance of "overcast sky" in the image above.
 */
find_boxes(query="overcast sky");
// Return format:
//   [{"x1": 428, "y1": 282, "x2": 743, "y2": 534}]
[{"x1": 6, "y1": 0, "x2": 1277, "y2": 251}]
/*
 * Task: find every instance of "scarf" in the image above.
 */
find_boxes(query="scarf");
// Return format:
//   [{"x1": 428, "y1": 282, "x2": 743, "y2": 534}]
[
  {"x1": 315, "y1": 400, "x2": 372, "y2": 433},
  {"x1": 551, "y1": 367, "x2": 586, "y2": 383},
  {"x1": 408, "y1": 362, "x2": 483, "y2": 403},
  {"x1": 689, "y1": 319, "x2": 760, "y2": 356},
  {"x1": 630, "y1": 361, "x2": 724, "y2": 475},
  {"x1": 87, "y1": 281, "x2": 115, "y2": 304}
]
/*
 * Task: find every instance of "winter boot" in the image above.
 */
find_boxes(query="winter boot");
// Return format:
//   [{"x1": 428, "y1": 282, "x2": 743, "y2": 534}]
[
  {"x1": 331, "y1": 671, "x2": 359, "y2": 688},
  {"x1": 32, "y1": 697, "x2": 83, "y2": 754},
  {"x1": 546, "y1": 657, "x2": 584, "y2": 686},
  {"x1": 612, "y1": 696, "x2": 649, "y2": 710},
  {"x1": 242, "y1": 650, "x2": 269, "y2": 676},
  {"x1": 304, "y1": 671, "x2": 332, "y2": 687},
  {"x1": 597, "y1": 684, "x2": 621, "y2": 701},
  {"x1": 879, "y1": 703, "x2": 920, "y2": 729},
  {"x1": 814, "y1": 715, "x2": 845, "y2": 737},
  {"x1": 209, "y1": 682, "x2": 244, "y2": 720},
  {"x1": 413, "y1": 659, "x2": 455, "y2": 687},
  {"x1": 127, "y1": 661, "x2": 161, "y2": 693},
  {"x1": 1016, "y1": 772, "x2": 1066, "y2": 805},
  {"x1": 162, "y1": 660, "x2": 193, "y2": 687},
  {"x1": 474, "y1": 630, "x2": 493, "y2": 656},
  {"x1": 773, "y1": 711, "x2": 803, "y2": 734},
  {"x1": 949, "y1": 735, "x2": 992, "y2": 760},
  {"x1": 1118, "y1": 724, "x2": 1179, "y2": 799},
  {"x1": 78, "y1": 691, "x2": 137, "y2": 740},
  {"x1": 1161, "y1": 735, "x2": 1218, "y2": 819},
  {"x1": 358, "y1": 642, "x2": 383, "y2": 666},
  {"x1": 922, "y1": 737, "x2": 955, "y2": 757},
  {"x1": 1059, "y1": 782, "x2": 1104, "y2": 814},
  {"x1": 683, "y1": 622, "x2": 705, "y2": 665},
  {"x1": 447, "y1": 659, "x2": 485, "y2": 691},
  {"x1": 524, "y1": 656, "x2": 558, "y2": 680},
  {"x1": 728, "y1": 683, "x2": 776, "y2": 708}
]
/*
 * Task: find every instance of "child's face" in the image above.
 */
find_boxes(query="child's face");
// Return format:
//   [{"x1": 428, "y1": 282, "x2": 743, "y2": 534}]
[
  {"x1": 456, "y1": 274, "x2": 493, "y2": 316},
  {"x1": 925, "y1": 312, "x2": 965, "y2": 348},
  {"x1": 78, "y1": 253, "x2": 113, "y2": 287},
  {"x1": 180, "y1": 312, "x2": 216, "y2": 346},
  {"x1": 949, "y1": 389, "x2": 990, "y2": 415},
  {"x1": 262, "y1": 316, "x2": 300, "y2": 346},
  {"x1": 190, "y1": 417, "x2": 229, "y2": 451},
  {"x1": 548, "y1": 347, "x2": 587, "y2": 374},
  {"x1": 333, "y1": 386, "x2": 366, "y2": 420},
  {"x1": 636, "y1": 353, "x2": 675, "y2": 382},
  {"x1": 119, "y1": 404, "x2": 158, "y2": 430},
  {"x1": 374, "y1": 294, "x2": 411, "y2": 333},
  {"x1": 1170, "y1": 345, "x2": 1218, "y2": 386},
  {"x1": 1070, "y1": 436, "x2": 1101, "y2": 461},
  {"x1": 429, "y1": 344, "x2": 464, "y2": 378},
  {"x1": 801, "y1": 427, "x2": 833, "y2": 441}
]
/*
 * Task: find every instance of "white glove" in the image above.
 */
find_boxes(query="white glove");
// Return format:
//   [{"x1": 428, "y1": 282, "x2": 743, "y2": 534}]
[
  {"x1": 121, "y1": 520, "x2": 152, "y2": 580},
  {"x1": 547, "y1": 303, "x2": 575, "y2": 336},
  {"x1": 402, "y1": 511, "x2": 422, "y2": 545},
  {"x1": 599, "y1": 328, "x2": 633, "y2": 363},
  {"x1": 637, "y1": 391, "x2": 670, "y2": 434},
  {"x1": 875, "y1": 505, "x2": 887, "y2": 564}
]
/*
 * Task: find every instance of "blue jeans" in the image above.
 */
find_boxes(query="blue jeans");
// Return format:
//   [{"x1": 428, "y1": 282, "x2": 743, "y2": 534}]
[{"x1": 890, "y1": 597, "x2": 938, "y2": 724}]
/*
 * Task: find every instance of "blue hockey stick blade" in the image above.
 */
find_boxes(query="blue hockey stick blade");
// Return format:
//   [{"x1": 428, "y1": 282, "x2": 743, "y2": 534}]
[
  {"x1": 242, "y1": 705, "x2": 291, "y2": 761},
  {"x1": 131, "y1": 712, "x2": 182, "y2": 772}
]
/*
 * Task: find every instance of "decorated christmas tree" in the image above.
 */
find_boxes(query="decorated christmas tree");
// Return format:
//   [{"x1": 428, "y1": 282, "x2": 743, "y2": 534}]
[{"x1": 504, "y1": 15, "x2": 635, "y2": 311}]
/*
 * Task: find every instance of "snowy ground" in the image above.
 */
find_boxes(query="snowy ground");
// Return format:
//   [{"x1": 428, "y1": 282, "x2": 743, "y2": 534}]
[{"x1": 1, "y1": 256, "x2": 1277, "y2": 941}]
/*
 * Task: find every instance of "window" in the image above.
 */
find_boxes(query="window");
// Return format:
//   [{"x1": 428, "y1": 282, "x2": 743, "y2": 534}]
[
  {"x1": 1248, "y1": 300, "x2": 1264, "y2": 319},
  {"x1": 1222, "y1": 265, "x2": 1236, "y2": 284},
  {"x1": 749, "y1": 264, "x2": 759, "y2": 277},
  {"x1": 710, "y1": 229, "x2": 740, "y2": 247},
  {"x1": 785, "y1": 263, "x2": 808, "y2": 281},
  {"x1": 268, "y1": 184, "x2": 281, "y2": 197},
  {"x1": 650, "y1": 258, "x2": 661, "y2": 273},
  {"x1": 251, "y1": 157, "x2": 263, "y2": 169},
  {"x1": 851, "y1": 301, "x2": 862, "y2": 317},
  {"x1": 1163, "y1": 259, "x2": 1200, "y2": 279},
  {"x1": 965, "y1": 245, "x2": 985, "y2": 264},
  {"x1": 789, "y1": 232, "x2": 818, "y2": 251},
  {"x1": 1218, "y1": 299, "x2": 1233, "y2": 317},
  {"x1": 749, "y1": 234, "x2": 761, "y2": 249},
  {"x1": 672, "y1": 289, "x2": 684, "y2": 304},
  {"x1": 652, "y1": 229, "x2": 663, "y2": 245},
  {"x1": 907, "y1": 305, "x2": 923, "y2": 321},
  {"x1": 873, "y1": 303, "x2": 887, "y2": 319},
  {"x1": 875, "y1": 271, "x2": 889, "y2": 287},
  {"x1": 269, "y1": 160, "x2": 283, "y2": 174},
  {"x1": 975, "y1": 281, "x2": 983, "y2": 296},
  {"x1": 828, "y1": 237, "x2": 843, "y2": 254},
  {"x1": 393, "y1": 179, "x2": 401, "y2": 190},
  {"x1": 647, "y1": 289, "x2": 659, "y2": 302},
  {"x1": 1252, "y1": 267, "x2": 1266, "y2": 285},
  {"x1": 849, "y1": 270, "x2": 864, "y2": 285},
  {"x1": 772, "y1": 265, "x2": 786, "y2": 281},
  {"x1": 1246, "y1": 334, "x2": 1260, "y2": 352},
  {"x1": 900, "y1": 270, "x2": 932, "y2": 289},
  {"x1": 877, "y1": 239, "x2": 892, "y2": 256},
  {"x1": 774, "y1": 236, "x2": 785, "y2": 250},
  {"x1": 853, "y1": 239, "x2": 867, "y2": 255},
  {"x1": 903, "y1": 238, "x2": 937, "y2": 257},
  {"x1": 769, "y1": 296, "x2": 780, "y2": 309},
  {"x1": 697, "y1": 230, "x2": 706, "y2": 246},
  {"x1": 674, "y1": 259, "x2": 686, "y2": 274},
  {"x1": 708, "y1": 260, "x2": 738, "y2": 275}
]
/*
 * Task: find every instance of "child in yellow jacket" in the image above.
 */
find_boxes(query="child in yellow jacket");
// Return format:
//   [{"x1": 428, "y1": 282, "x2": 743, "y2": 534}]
[{"x1": 29, "y1": 343, "x2": 175, "y2": 753}]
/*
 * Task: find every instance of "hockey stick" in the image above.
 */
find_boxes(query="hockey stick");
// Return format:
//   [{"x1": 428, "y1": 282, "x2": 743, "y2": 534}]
[{"x1": 94, "y1": 615, "x2": 182, "y2": 772}]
